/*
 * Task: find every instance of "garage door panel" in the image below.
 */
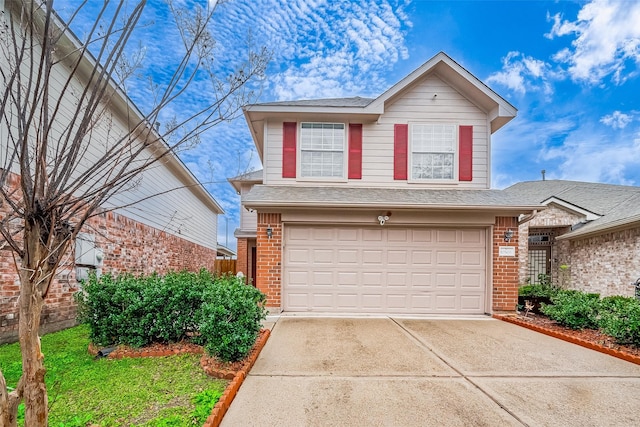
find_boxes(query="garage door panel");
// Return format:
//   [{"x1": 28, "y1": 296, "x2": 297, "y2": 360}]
[
  {"x1": 312, "y1": 293, "x2": 333, "y2": 308},
  {"x1": 387, "y1": 272, "x2": 408, "y2": 286},
  {"x1": 435, "y1": 273, "x2": 456, "y2": 287},
  {"x1": 460, "y1": 295, "x2": 483, "y2": 311},
  {"x1": 436, "y1": 251, "x2": 457, "y2": 265},
  {"x1": 363, "y1": 229, "x2": 383, "y2": 241},
  {"x1": 287, "y1": 271, "x2": 308, "y2": 286},
  {"x1": 284, "y1": 226, "x2": 486, "y2": 314},
  {"x1": 461, "y1": 251, "x2": 483, "y2": 266},
  {"x1": 362, "y1": 250, "x2": 383, "y2": 264},
  {"x1": 411, "y1": 251, "x2": 432, "y2": 265},
  {"x1": 337, "y1": 294, "x2": 358, "y2": 309},
  {"x1": 411, "y1": 229, "x2": 433, "y2": 243},
  {"x1": 313, "y1": 249, "x2": 334, "y2": 264},
  {"x1": 410, "y1": 294, "x2": 432, "y2": 309},
  {"x1": 362, "y1": 294, "x2": 383, "y2": 309},
  {"x1": 436, "y1": 229, "x2": 457, "y2": 243},
  {"x1": 411, "y1": 272, "x2": 432, "y2": 287},
  {"x1": 288, "y1": 248, "x2": 310, "y2": 264},
  {"x1": 461, "y1": 229, "x2": 483, "y2": 244},
  {"x1": 362, "y1": 272, "x2": 383, "y2": 286},
  {"x1": 388, "y1": 250, "x2": 408, "y2": 264},
  {"x1": 312, "y1": 271, "x2": 333, "y2": 286},
  {"x1": 435, "y1": 295, "x2": 457, "y2": 310},
  {"x1": 337, "y1": 249, "x2": 358, "y2": 264},
  {"x1": 337, "y1": 271, "x2": 358, "y2": 286},
  {"x1": 338, "y1": 228, "x2": 358, "y2": 241},
  {"x1": 460, "y1": 273, "x2": 483, "y2": 289}
]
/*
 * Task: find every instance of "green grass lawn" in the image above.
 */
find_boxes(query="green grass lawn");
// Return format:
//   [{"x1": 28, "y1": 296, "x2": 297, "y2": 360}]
[{"x1": 0, "y1": 326, "x2": 227, "y2": 426}]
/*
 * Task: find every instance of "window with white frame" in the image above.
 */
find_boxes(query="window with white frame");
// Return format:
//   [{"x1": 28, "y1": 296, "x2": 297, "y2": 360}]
[
  {"x1": 299, "y1": 123, "x2": 345, "y2": 178},
  {"x1": 411, "y1": 123, "x2": 456, "y2": 180}
]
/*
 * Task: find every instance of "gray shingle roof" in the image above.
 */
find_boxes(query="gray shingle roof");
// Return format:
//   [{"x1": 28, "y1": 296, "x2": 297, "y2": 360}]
[
  {"x1": 243, "y1": 185, "x2": 541, "y2": 211},
  {"x1": 252, "y1": 97, "x2": 375, "y2": 108},
  {"x1": 228, "y1": 169, "x2": 263, "y2": 182},
  {"x1": 504, "y1": 180, "x2": 640, "y2": 238}
]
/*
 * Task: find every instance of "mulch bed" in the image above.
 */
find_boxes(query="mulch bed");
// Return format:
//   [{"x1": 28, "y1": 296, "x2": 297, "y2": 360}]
[
  {"x1": 88, "y1": 329, "x2": 270, "y2": 380},
  {"x1": 496, "y1": 312, "x2": 640, "y2": 363}
]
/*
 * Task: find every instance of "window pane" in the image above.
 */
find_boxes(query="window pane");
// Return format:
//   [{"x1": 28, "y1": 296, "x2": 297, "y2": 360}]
[
  {"x1": 412, "y1": 124, "x2": 455, "y2": 153},
  {"x1": 300, "y1": 151, "x2": 343, "y2": 177},
  {"x1": 412, "y1": 153, "x2": 454, "y2": 179},
  {"x1": 300, "y1": 123, "x2": 345, "y2": 178}
]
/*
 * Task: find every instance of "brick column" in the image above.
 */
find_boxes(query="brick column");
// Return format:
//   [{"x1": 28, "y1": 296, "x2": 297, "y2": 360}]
[
  {"x1": 236, "y1": 238, "x2": 248, "y2": 278},
  {"x1": 493, "y1": 216, "x2": 519, "y2": 312},
  {"x1": 256, "y1": 213, "x2": 282, "y2": 310}
]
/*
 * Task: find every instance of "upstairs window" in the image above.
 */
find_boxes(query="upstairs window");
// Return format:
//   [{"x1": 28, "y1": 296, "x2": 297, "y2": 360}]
[
  {"x1": 410, "y1": 123, "x2": 456, "y2": 180},
  {"x1": 299, "y1": 123, "x2": 345, "y2": 178}
]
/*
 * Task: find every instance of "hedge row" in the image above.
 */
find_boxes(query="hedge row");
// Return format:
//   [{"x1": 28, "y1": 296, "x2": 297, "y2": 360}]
[
  {"x1": 75, "y1": 270, "x2": 267, "y2": 362},
  {"x1": 519, "y1": 285, "x2": 640, "y2": 347}
]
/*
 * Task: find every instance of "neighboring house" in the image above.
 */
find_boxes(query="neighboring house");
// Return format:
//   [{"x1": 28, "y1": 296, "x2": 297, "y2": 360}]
[
  {"x1": 0, "y1": 3, "x2": 223, "y2": 343},
  {"x1": 505, "y1": 180, "x2": 640, "y2": 297},
  {"x1": 229, "y1": 169, "x2": 263, "y2": 283},
  {"x1": 238, "y1": 52, "x2": 541, "y2": 315}
]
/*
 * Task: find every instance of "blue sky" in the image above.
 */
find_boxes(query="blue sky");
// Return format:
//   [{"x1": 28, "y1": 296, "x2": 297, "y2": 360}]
[{"x1": 57, "y1": 0, "x2": 640, "y2": 250}]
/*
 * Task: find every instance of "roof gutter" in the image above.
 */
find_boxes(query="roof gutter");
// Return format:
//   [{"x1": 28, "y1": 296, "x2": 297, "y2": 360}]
[{"x1": 243, "y1": 200, "x2": 542, "y2": 212}]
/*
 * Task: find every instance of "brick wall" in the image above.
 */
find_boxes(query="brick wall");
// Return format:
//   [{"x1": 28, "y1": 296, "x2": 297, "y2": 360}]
[
  {"x1": 493, "y1": 216, "x2": 519, "y2": 312},
  {"x1": 236, "y1": 238, "x2": 248, "y2": 278},
  {"x1": 255, "y1": 213, "x2": 282, "y2": 310},
  {"x1": 1, "y1": 176, "x2": 219, "y2": 343},
  {"x1": 569, "y1": 227, "x2": 640, "y2": 297}
]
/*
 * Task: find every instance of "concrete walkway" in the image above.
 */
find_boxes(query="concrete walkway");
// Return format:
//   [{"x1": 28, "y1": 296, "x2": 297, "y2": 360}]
[{"x1": 221, "y1": 317, "x2": 640, "y2": 427}]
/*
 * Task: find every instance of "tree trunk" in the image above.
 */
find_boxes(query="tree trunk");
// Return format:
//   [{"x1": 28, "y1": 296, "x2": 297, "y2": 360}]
[
  {"x1": 0, "y1": 372, "x2": 22, "y2": 427},
  {"x1": 18, "y1": 265, "x2": 48, "y2": 427}
]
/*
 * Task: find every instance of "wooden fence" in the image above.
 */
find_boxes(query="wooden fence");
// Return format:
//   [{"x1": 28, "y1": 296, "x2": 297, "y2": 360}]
[{"x1": 214, "y1": 259, "x2": 237, "y2": 275}]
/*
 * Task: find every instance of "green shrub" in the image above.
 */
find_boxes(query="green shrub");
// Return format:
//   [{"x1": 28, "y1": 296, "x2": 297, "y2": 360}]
[
  {"x1": 519, "y1": 283, "x2": 560, "y2": 299},
  {"x1": 198, "y1": 275, "x2": 267, "y2": 362},
  {"x1": 76, "y1": 269, "x2": 217, "y2": 347},
  {"x1": 541, "y1": 289, "x2": 601, "y2": 330},
  {"x1": 598, "y1": 296, "x2": 640, "y2": 346}
]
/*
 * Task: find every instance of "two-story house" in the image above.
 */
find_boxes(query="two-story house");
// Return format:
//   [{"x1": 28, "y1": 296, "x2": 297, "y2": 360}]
[{"x1": 237, "y1": 52, "x2": 540, "y2": 315}]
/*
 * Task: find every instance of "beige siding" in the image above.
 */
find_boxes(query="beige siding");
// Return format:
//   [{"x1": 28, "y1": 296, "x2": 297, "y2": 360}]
[
  {"x1": 264, "y1": 75, "x2": 490, "y2": 189},
  {"x1": 239, "y1": 183, "x2": 258, "y2": 231}
]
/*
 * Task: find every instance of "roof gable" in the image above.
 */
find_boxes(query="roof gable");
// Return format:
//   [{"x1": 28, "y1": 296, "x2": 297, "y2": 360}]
[{"x1": 365, "y1": 52, "x2": 516, "y2": 133}]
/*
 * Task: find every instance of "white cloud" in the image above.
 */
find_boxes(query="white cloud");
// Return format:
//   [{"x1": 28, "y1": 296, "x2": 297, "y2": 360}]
[
  {"x1": 545, "y1": 0, "x2": 640, "y2": 84},
  {"x1": 210, "y1": 0, "x2": 411, "y2": 100},
  {"x1": 487, "y1": 51, "x2": 555, "y2": 95},
  {"x1": 600, "y1": 111, "x2": 633, "y2": 129},
  {"x1": 540, "y1": 127, "x2": 640, "y2": 185}
]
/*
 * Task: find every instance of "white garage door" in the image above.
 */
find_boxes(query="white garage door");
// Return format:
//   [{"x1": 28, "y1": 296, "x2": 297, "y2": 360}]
[{"x1": 283, "y1": 226, "x2": 487, "y2": 314}]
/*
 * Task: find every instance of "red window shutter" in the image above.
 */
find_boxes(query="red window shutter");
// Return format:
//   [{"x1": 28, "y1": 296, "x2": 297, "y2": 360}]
[
  {"x1": 348, "y1": 124, "x2": 363, "y2": 179},
  {"x1": 458, "y1": 125, "x2": 473, "y2": 181},
  {"x1": 394, "y1": 124, "x2": 408, "y2": 180},
  {"x1": 282, "y1": 122, "x2": 297, "y2": 178}
]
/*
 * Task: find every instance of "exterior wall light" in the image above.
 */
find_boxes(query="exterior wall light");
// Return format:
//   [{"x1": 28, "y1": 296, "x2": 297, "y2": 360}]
[
  {"x1": 504, "y1": 229, "x2": 514, "y2": 242},
  {"x1": 266, "y1": 226, "x2": 273, "y2": 239}
]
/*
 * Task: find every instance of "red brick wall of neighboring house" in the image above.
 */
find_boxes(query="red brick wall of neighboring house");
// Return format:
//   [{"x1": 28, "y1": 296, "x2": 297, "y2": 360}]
[
  {"x1": 255, "y1": 213, "x2": 282, "y2": 310},
  {"x1": 0, "y1": 173, "x2": 218, "y2": 344},
  {"x1": 493, "y1": 216, "x2": 520, "y2": 312}
]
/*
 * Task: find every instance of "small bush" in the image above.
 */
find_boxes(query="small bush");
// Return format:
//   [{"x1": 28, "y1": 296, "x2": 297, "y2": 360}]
[
  {"x1": 77, "y1": 269, "x2": 218, "y2": 347},
  {"x1": 598, "y1": 296, "x2": 640, "y2": 346},
  {"x1": 198, "y1": 275, "x2": 267, "y2": 362},
  {"x1": 541, "y1": 289, "x2": 601, "y2": 330},
  {"x1": 519, "y1": 284, "x2": 560, "y2": 299}
]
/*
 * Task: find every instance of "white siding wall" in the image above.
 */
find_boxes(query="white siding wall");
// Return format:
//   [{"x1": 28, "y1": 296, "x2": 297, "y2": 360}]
[
  {"x1": 263, "y1": 75, "x2": 489, "y2": 189},
  {"x1": 1, "y1": 15, "x2": 218, "y2": 250}
]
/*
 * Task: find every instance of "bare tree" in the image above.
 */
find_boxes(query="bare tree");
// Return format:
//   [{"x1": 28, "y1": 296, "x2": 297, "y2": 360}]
[{"x1": 0, "y1": 0, "x2": 268, "y2": 425}]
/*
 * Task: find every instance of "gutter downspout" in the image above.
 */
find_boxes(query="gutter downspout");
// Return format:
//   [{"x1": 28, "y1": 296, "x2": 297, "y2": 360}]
[{"x1": 518, "y1": 209, "x2": 538, "y2": 225}]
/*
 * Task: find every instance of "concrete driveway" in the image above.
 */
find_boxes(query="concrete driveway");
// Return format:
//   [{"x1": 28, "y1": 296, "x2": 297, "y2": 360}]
[{"x1": 221, "y1": 317, "x2": 640, "y2": 427}]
